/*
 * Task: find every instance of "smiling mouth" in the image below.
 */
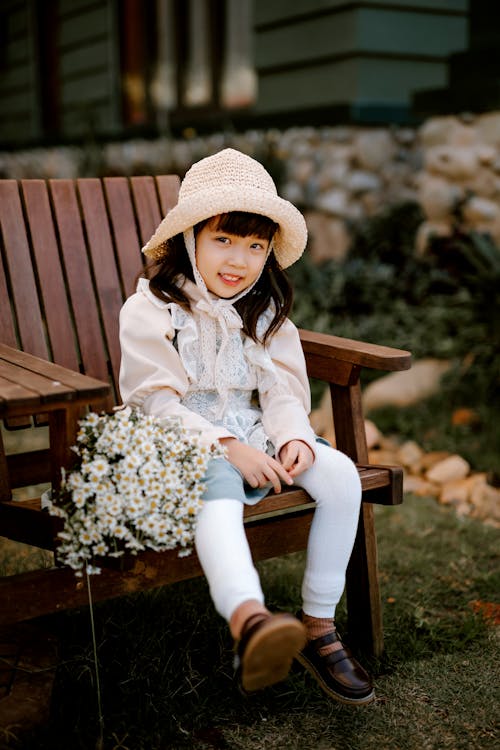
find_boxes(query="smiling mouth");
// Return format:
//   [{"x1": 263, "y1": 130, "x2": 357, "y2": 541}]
[{"x1": 219, "y1": 273, "x2": 242, "y2": 284}]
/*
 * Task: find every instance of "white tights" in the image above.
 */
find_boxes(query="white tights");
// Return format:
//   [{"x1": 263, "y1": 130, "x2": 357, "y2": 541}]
[{"x1": 194, "y1": 443, "x2": 362, "y2": 622}]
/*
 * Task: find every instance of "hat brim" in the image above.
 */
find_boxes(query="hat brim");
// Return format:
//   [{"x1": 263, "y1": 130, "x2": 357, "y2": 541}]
[{"x1": 142, "y1": 185, "x2": 307, "y2": 269}]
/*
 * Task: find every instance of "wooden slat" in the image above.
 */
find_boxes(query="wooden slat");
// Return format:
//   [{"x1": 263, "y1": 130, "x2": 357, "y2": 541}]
[
  {"x1": 21, "y1": 180, "x2": 80, "y2": 371},
  {"x1": 77, "y1": 179, "x2": 124, "y2": 395},
  {"x1": 104, "y1": 177, "x2": 143, "y2": 298},
  {"x1": 6, "y1": 449, "x2": 51, "y2": 488},
  {"x1": 0, "y1": 181, "x2": 47, "y2": 359},
  {"x1": 155, "y1": 174, "x2": 181, "y2": 216},
  {"x1": 0, "y1": 250, "x2": 17, "y2": 350},
  {"x1": 0, "y1": 344, "x2": 110, "y2": 398},
  {"x1": 0, "y1": 361, "x2": 71, "y2": 405},
  {"x1": 130, "y1": 176, "x2": 162, "y2": 246},
  {"x1": 49, "y1": 180, "x2": 111, "y2": 387}
]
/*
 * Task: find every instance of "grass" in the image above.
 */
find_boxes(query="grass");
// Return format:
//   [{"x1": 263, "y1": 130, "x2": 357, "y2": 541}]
[{"x1": 4, "y1": 494, "x2": 498, "y2": 750}]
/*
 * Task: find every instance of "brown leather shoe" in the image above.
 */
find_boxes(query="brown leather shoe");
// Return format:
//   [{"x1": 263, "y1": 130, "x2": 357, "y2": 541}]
[
  {"x1": 296, "y1": 627, "x2": 375, "y2": 705},
  {"x1": 234, "y1": 613, "x2": 307, "y2": 693}
]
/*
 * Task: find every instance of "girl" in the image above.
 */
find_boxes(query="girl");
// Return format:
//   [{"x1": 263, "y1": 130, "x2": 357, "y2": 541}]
[{"x1": 119, "y1": 148, "x2": 374, "y2": 705}]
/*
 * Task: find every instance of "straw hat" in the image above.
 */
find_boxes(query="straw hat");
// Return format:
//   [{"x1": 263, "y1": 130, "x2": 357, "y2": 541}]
[{"x1": 142, "y1": 148, "x2": 307, "y2": 269}]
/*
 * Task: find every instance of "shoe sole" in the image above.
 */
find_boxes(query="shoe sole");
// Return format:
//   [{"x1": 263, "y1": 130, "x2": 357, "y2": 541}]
[
  {"x1": 295, "y1": 651, "x2": 376, "y2": 706},
  {"x1": 241, "y1": 615, "x2": 307, "y2": 692}
]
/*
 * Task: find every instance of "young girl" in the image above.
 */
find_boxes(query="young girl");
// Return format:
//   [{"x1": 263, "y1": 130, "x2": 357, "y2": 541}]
[{"x1": 119, "y1": 148, "x2": 374, "y2": 705}]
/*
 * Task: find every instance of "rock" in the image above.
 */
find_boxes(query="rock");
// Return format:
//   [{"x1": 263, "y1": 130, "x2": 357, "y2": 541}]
[
  {"x1": 304, "y1": 211, "x2": 351, "y2": 263},
  {"x1": 425, "y1": 145, "x2": 479, "y2": 180},
  {"x1": 396, "y1": 440, "x2": 424, "y2": 471},
  {"x1": 439, "y1": 478, "x2": 472, "y2": 506},
  {"x1": 469, "y1": 167, "x2": 500, "y2": 199},
  {"x1": 476, "y1": 111, "x2": 500, "y2": 146},
  {"x1": 418, "y1": 174, "x2": 462, "y2": 221},
  {"x1": 310, "y1": 391, "x2": 380, "y2": 450},
  {"x1": 368, "y1": 448, "x2": 400, "y2": 466},
  {"x1": 462, "y1": 196, "x2": 500, "y2": 224},
  {"x1": 418, "y1": 116, "x2": 464, "y2": 147},
  {"x1": 476, "y1": 145, "x2": 497, "y2": 166},
  {"x1": 470, "y1": 482, "x2": 500, "y2": 525},
  {"x1": 364, "y1": 419, "x2": 382, "y2": 450},
  {"x1": 426, "y1": 454, "x2": 470, "y2": 484},
  {"x1": 346, "y1": 170, "x2": 382, "y2": 193},
  {"x1": 362, "y1": 359, "x2": 452, "y2": 412},
  {"x1": 419, "y1": 451, "x2": 452, "y2": 471},
  {"x1": 403, "y1": 475, "x2": 440, "y2": 497},
  {"x1": 316, "y1": 188, "x2": 349, "y2": 217},
  {"x1": 354, "y1": 130, "x2": 396, "y2": 171}
]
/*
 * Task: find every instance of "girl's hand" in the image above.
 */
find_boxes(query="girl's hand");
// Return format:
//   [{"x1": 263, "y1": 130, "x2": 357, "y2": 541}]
[
  {"x1": 278, "y1": 440, "x2": 314, "y2": 478},
  {"x1": 220, "y1": 438, "x2": 293, "y2": 494}
]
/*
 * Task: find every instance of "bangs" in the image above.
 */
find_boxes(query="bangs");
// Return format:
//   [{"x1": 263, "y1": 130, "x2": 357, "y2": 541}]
[{"x1": 196, "y1": 212, "x2": 278, "y2": 242}]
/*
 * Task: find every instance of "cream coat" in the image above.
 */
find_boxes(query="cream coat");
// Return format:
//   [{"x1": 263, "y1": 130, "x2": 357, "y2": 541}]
[{"x1": 119, "y1": 278, "x2": 317, "y2": 457}]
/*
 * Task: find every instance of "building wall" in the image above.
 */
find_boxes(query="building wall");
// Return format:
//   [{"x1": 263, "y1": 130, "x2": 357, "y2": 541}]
[
  {"x1": 0, "y1": 0, "x2": 40, "y2": 144},
  {"x1": 57, "y1": 0, "x2": 121, "y2": 138},
  {"x1": 254, "y1": 0, "x2": 468, "y2": 122},
  {"x1": 0, "y1": 0, "x2": 470, "y2": 146}
]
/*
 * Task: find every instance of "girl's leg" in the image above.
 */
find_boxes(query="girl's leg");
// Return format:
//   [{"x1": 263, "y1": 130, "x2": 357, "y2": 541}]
[
  {"x1": 194, "y1": 497, "x2": 265, "y2": 627},
  {"x1": 293, "y1": 442, "x2": 362, "y2": 619},
  {"x1": 194, "y1": 497, "x2": 306, "y2": 691},
  {"x1": 293, "y1": 443, "x2": 374, "y2": 704}
]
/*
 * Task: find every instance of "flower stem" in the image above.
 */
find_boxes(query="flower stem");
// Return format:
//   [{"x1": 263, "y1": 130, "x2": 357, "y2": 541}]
[{"x1": 86, "y1": 570, "x2": 104, "y2": 748}]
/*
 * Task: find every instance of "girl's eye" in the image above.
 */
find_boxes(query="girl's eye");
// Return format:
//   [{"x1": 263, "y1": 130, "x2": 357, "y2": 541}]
[
  {"x1": 251, "y1": 243, "x2": 266, "y2": 251},
  {"x1": 215, "y1": 236, "x2": 230, "y2": 244}
]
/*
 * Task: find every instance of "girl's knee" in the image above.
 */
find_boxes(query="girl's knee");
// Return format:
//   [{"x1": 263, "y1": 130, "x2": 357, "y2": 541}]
[
  {"x1": 317, "y1": 445, "x2": 360, "y2": 484},
  {"x1": 306, "y1": 445, "x2": 362, "y2": 509}
]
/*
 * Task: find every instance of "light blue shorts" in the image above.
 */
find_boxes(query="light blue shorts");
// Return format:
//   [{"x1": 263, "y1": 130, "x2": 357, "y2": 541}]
[{"x1": 201, "y1": 437, "x2": 331, "y2": 506}]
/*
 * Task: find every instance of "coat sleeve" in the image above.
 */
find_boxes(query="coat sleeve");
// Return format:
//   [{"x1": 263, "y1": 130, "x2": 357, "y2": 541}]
[
  {"x1": 259, "y1": 318, "x2": 317, "y2": 457},
  {"x1": 119, "y1": 293, "x2": 234, "y2": 446}
]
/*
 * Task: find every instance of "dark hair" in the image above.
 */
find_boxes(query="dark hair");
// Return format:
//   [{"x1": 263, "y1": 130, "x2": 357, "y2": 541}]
[{"x1": 144, "y1": 212, "x2": 293, "y2": 344}]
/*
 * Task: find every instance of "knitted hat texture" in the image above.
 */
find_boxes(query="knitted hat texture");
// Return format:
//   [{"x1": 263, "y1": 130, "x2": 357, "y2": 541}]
[{"x1": 142, "y1": 148, "x2": 307, "y2": 269}]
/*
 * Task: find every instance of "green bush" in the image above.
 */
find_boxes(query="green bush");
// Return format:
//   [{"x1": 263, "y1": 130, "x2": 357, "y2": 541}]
[{"x1": 288, "y1": 202, "x2": 500, "y2": 471}]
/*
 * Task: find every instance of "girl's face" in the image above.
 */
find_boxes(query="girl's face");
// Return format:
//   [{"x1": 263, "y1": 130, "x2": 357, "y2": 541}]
[{"x1": 195, "y1": 219, "x2": 270, "y2": 298}]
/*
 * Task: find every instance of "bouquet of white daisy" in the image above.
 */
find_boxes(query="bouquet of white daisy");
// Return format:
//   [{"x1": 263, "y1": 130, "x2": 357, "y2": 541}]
[{"x1": 46, "y1": 406, "x2": 223, "y2": 576}]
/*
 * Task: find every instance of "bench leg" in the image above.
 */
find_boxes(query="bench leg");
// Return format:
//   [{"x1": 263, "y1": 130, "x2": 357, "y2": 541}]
[
  {"x1": 330, "y1": 380, "x2": 384, "y2": 657},
  {"x1": 345, "y1": 503, "x2": 384, "y2": 657}
]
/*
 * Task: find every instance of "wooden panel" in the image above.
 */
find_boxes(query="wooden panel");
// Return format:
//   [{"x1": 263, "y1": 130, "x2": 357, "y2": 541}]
[
  {"x1": 0, "y1": 252, "x2": 17, "y2": 350},
  {"x1": 59, "y1": 4, "x2": 109, "y2": 47},
  {"x1": 155, "y1": 174, "x2": 181, "y2": 216},
  {"x1": 6, "y1": 449, "x2": 51, "y2": 488},
  {"x1": 130, "y1": 177, "x2": 163, "y2": 246},
  {"x1": 0, "y1": 345, "x2": 110, "y2": 402},
  {"x1": 77, "y1": 179, "x2": 124, "y2": 394},
  {"x1": 49, "y1": 180, "x2": 111, "y2": 386},
  {"x1": 59, "y1": 39, "x2": 109, "y2": 78},
  {"x1": 104, "y1": 177, "x2": 143, "y2": 299},
  {"x1": 21, "y1": 181, "x2": 80, "y2": 371},
  {"x1": 0, "y1": 181, "x2": 48, "y2": 359}
]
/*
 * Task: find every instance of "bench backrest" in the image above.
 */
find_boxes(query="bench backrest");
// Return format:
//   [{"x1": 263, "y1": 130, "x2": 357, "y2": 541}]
[{"x1": 0, "y1": 176, "x2": 180, "y2": 412}]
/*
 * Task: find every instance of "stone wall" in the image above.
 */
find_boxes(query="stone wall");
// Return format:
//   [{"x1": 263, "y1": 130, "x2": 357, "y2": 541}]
[{"x1": 2, "y1": 111, "x2": 500, "y2": 259}]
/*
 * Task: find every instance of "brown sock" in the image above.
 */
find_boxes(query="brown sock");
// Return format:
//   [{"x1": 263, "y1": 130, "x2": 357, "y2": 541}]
[{"x1": 302, "y1": 613, "x2": 342, "y2": 656}]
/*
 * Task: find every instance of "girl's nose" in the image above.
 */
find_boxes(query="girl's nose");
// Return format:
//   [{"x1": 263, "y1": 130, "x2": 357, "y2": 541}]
[{"x1": 229, "y1": 243, "x2": 247, "y2": 266}]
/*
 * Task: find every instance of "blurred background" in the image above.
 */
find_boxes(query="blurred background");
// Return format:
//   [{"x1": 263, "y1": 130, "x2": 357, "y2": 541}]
[
  {"x1": 1, "y1": 0, "x2": 499, "y2": 502},
  {"x1": 1, "y1": 4, "x2": 499, "y2": 748}
]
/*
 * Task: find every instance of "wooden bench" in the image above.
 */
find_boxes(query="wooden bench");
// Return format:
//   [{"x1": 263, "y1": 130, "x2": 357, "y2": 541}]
[{"x1": 0, "y1": 175, "x2": 411, "y2": 657}]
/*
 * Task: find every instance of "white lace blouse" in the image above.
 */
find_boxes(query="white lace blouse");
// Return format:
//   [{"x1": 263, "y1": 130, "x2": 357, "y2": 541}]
[{"x1": 119, "y1": 277, "x2": 317, "y2": 457}]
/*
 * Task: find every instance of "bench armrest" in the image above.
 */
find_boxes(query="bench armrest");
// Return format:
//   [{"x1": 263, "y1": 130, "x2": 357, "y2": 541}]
[{"x1": 299, "y1": 329, "x2": 411, "y2": 374}]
